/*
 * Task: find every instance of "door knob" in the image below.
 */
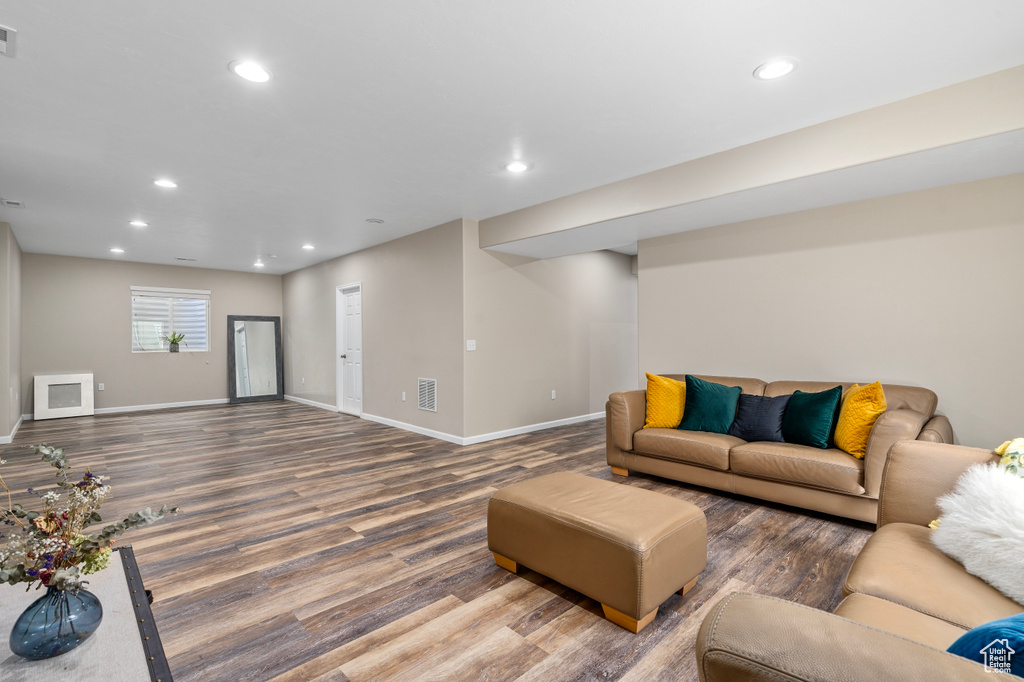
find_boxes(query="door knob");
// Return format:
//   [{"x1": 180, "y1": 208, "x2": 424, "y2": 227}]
[{"x1": 340, "y1": 354, "x2": 347, "y2": 358}]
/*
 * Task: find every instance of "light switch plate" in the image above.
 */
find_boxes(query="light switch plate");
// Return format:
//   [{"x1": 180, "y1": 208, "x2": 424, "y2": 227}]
[
  {"x1": 466, "y1": 339, "x2": 476, "y2": 351},
  {"x1": 98, "y1": 383, "x2": 105, "y2": 391}
]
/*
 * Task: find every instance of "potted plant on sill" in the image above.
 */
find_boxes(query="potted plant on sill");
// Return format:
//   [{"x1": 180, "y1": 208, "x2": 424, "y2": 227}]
[{"x1": 160, "y1": 332, "x2": 186, "y2": 353}]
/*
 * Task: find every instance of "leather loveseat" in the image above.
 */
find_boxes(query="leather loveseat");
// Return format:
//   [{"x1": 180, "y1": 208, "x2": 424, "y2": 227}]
[
  {"x1": 695, "y1": 440, "x2": 1020, "y2": 681},
  {"x1": 606, "y1": 375, "x2": 953, "y2": 523}
]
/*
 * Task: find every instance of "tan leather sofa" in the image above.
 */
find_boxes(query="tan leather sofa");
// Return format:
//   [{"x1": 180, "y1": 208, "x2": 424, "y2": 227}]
[
  {"x1": 606, "y1": 375, "x2": 954, "y2": 523},
  {"x1": 695, "y1": 440, "x2": 1019, "y2": 681}
]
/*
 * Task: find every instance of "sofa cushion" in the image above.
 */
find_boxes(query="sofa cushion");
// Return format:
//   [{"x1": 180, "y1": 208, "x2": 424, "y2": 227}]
[
  {"x1": 632, "y1": 428, "x2": 743, "y2": 471},
  {"x1": 678, "y1": 375, "x2": 742, "y2": 434},
  {"x1": 781, "y1": 385, "x2": 843, "y2": 449},
  {"x1": 728, "y1": 393, "x2": 790, "y2": 442},
  {"x1": 834, "y1": 593, "x2": 967, "y2": 650},
  {"x1": 730, "y1": 442, "x2": 864, "y2": 495},
  {"x1": 664, "y1": 374, "x2": 767, "y2": 396},
  {"x1": 843, "y1": 523, "x2": 1024, "y2": 630},
  {"x1": 765, "y1": 381, "x2": 937, "y2": 418}
]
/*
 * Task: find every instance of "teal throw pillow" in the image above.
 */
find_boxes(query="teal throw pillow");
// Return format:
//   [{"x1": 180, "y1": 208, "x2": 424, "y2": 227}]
[
  {"x1": 781, "y1": 386, "x2": 842, "y2": 449},
  {"x1": 947, "y1": 614, "x2": 1024, "y2": 675},
  {"x1": 678, "y1": 375, "x2": 742, "y2": 434}
]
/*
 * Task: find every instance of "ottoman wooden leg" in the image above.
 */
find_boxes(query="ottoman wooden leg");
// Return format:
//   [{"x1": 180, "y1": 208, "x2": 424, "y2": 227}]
[
  {"x1": 601, "y1": 604, "x2": 658, "y2": 633},
  {"x1": 678, "y1": 576, "x2": 698, "y2": 596},
  {"x1": 610, "y1": 466, "x2": 629, "y2": 477},
  {"x1": 493, "y1": 552, "x2": 518, "y2": 574}
]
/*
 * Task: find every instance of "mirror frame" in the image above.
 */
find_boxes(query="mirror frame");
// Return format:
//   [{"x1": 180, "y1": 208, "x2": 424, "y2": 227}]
[{"x1": 227, "y1": 315, "x2": 284, "y2": 403}]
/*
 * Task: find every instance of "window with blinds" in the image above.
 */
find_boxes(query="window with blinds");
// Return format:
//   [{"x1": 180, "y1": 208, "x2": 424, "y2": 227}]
[{"x1": 131, "y1": 286, "x2": 210, "y2": 352}]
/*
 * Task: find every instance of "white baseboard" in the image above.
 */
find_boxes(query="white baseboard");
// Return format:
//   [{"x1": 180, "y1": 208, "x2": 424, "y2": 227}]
[
  {"x1": 361, "y1": 413, "x2": 464, "y2": 445},
  {"x1": 284, "y1": 395, "x2": 338, "y2": 412},
  {"x1": 0, "y1": 415, "x2": 23, "y2": 444},
  {"x1": 95, "y1": 398, "x2": 230, "y2": 415},
  {"x1": 22, "y1": 398, "x2": 230, "y2": 421},
  {"x1": 361, "y1": 411, "x2": 604, "y2": 446},
  {"x1": 462, "y1": 412, "x2": 604, "y2": 445}
]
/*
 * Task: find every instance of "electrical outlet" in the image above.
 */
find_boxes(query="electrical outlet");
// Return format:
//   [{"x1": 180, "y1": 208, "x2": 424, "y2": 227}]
[
  {"x1": 402, "y1": 391, "x2": 406, "y2": 401},
  {"x1": 98, "y1": 383, "x2": 105, "y2": 391},
  {"x1": 551, "y1": 389, "x2": 556, "y2": 400},
  {"x1": 466, "y1": 339, "x2": 476, "y2": 351},
  {"x1": 301, "y1": 377, "x2": 305, "y2": 385}
]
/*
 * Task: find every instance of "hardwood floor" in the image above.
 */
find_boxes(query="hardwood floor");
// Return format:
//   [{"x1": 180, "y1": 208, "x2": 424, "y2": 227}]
[{"x1": 0, "y1": 402, "x2": 874, "y2": 680}]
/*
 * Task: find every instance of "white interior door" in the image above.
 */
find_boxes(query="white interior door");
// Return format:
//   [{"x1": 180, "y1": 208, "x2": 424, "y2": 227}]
[{"x1": 337, "y1": 284, "x2": 363, "y2": 415}]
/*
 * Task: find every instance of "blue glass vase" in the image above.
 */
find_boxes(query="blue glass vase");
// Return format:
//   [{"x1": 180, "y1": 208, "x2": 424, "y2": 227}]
[{"x1": 9, "y1": 587, "x2": 103, "y2": 659}]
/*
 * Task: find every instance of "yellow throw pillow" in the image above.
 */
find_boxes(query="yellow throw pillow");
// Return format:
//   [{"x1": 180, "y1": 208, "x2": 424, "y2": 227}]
[
  {"x1": 643, "y1": 373, "x2": 686, "y2": 429},
  {"x1": 834, "y1": 382, "x2": 887, "y2": 458}
]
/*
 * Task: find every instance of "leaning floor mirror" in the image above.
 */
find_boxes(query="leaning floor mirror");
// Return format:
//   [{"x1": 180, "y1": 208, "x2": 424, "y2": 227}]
[{"x1": 227, "y1": 315, "x2": 284, "y2": 403}]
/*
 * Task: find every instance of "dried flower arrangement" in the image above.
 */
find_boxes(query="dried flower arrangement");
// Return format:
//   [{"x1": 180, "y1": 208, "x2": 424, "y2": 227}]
[{"x1": 0, "y1": 444, "x2": 178, "y2": 593}]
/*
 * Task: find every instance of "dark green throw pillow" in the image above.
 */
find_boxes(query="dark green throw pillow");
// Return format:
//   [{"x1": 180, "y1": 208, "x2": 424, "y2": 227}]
[
  {"x1": 678, "y1": 375, "x2": 742, "y2": 434},
  {"x1": 782, "y1": 386, "x2": 843, "y2": 449}
]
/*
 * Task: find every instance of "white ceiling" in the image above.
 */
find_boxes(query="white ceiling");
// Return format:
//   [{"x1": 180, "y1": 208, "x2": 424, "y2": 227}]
[{"x1": 1, "y1": 1, "x2": 1023, "y2": 274}]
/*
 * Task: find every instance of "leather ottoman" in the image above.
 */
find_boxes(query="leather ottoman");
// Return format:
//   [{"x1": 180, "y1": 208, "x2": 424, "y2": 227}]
[{"x1": 487, "y1": 471, "x2": 707, "y2": 633}]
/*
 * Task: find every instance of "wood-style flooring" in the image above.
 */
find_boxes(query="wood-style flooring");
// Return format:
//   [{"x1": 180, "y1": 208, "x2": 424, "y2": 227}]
[{"x1": 0, "y1": 402, "x2": 874, "y2": 681}]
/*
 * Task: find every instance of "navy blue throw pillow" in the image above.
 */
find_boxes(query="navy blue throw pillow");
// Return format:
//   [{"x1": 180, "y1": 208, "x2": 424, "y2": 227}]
[
  {"x1": 728, "y1": 394, "x2": 791, "y2": 442},
  {"x1": 948, "y1": 613, "x2": 1024, "y2": 676}
]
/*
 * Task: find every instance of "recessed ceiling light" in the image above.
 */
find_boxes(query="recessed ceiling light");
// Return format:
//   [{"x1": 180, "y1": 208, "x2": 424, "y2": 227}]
[
  {"x1": 110, "y1": 247, "x2": 125, "y2": 254},
  {"x1": 129, "y1": 220, "x2": 148, "y2": 228},
  {"x1": 230, "y1": 60, "x2": 271, "y2": 83},
  {"x1": 505, "y1": 161, "x2": 529, "y2": 173},
  {"x1": 154, "y1": 178, "x2": 178, "y2": 188},
  {"x1": 365, "y1": 218, "x2": 385, "y2": 224},
  {"x1": 753, "y1": 58, "x2": 798, "y2": 80},
  {"x1": 302, "y1": 244, "x2": 315, "y2": 250},
  {"x1": 253, "y1": 261, "x2": 265, "y2": 268}
]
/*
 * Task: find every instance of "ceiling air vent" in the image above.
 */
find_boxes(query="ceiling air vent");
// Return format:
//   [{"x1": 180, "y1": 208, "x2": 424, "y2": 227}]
[
  {"x1": 417, "y1": 378, "x2": 437, "y2": 412},
  {"x1": 0, "y1": 25, "x2": 17, "y2": 58},
  {"x1": 1, "y1": 198, "x2": 24, "y2": 208}
]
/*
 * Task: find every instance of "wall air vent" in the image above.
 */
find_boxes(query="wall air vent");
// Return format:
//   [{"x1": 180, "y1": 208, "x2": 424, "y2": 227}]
[
  {"x1": 417, "y1": 378, "x2": 437, "y2": 412},
  {"x1": 175, "y1": 257, "x2": 197, "y2": 262},
  {"x1": 0, "y1": 25, "x2": 17, "y2": 58},
  {"x1": 1, "y1": 198, "x2": 24, "y2": 208}
]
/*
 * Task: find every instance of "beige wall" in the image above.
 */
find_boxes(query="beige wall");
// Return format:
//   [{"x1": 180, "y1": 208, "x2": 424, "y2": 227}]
[
  {"x1": 282, "y1": 220, "x2": 465, "y2": 437},
  {"x1": 463, "y1": 220, "x2": 638, "y2": 437},
  {"x1": 21, "y1": 254, "x2": 282, "y2": 413},
  {"x1": 638, "y1": 173, "x2": 1024, "y2": 448},
  {"x1": 0, "y1": 223, "x2": 22, "y2": 437},
  {"x1": 282, "y1": 218, "x2": 638, "y2": 440}
]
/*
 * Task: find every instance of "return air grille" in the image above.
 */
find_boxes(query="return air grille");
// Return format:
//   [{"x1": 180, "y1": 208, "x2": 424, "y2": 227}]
[
  {"x1": 0, "y1": 25, "x2": 17, "y2": 57},
  {"x1": 418, "y1": 378, "x2": 437, "y2": 412}
]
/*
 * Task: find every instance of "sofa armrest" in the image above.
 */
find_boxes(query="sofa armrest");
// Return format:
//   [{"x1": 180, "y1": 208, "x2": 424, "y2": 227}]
[
  {"x1": 918, "y1": 414, "x2": 954, "y2": 444},
  {"x1": 697, "y1": 592, "x2": 989, "y2": 682},
  {"x1": 877, "y1": 440, "x2": 998, "y2": 528},
  {"x1": 862, "y1": 408, "x2": 930, "y2": 498},
  {"x1": 606, "y1": 390, "x2": 646, "y2": 453}
]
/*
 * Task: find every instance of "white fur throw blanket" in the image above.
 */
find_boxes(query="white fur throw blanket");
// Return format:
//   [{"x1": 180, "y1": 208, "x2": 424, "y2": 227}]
[{"x1": 932, "y1": 463, "x2": 1024, "y2": 605}]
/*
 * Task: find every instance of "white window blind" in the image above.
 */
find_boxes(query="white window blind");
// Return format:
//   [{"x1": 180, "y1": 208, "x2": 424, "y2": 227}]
[{"x1": 131, "y1": 286, "x2": 210, "y2": 352}]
